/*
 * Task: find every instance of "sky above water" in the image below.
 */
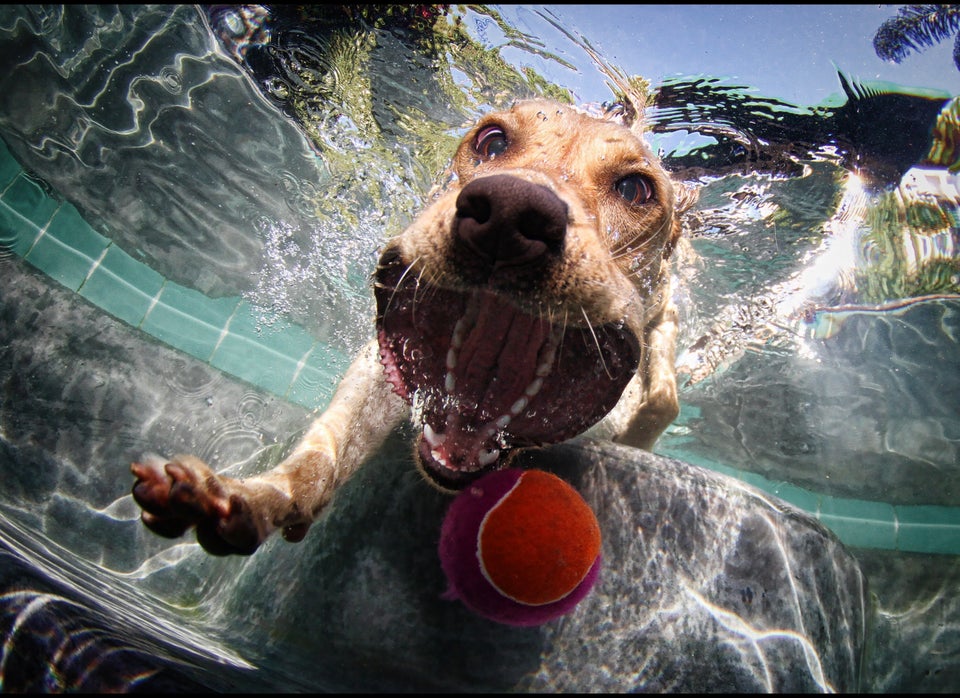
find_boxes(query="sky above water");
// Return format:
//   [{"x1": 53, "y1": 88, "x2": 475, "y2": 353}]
[{"x1": 497, "y1": 5, "x2": 959, "y2": 107}]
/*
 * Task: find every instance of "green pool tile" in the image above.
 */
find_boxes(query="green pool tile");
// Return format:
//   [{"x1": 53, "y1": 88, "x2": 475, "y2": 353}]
[
  {"x1": 286, "y1": 342, "x2": 350, "y2": 409},
  {"x1": 210, "y1": 304, "x2": 317, "y2": 397},
  {"x1": 79, "y1": 245, "x2": 164, "y2": 327},
  {"x1": 232, "y1": 303, "x2": 320, "y2": 358},
  {"x1": 0, "y1": 138, "x2": 22, "y2": 190},
  {"x1": 818, "y1": 496, "x2": 897, "y2": 550},
  {"x1": 675, "y1": 402, "x2": 702, "y2": 420},
  {"x1": 25, "y1": 230, "x2": 96, "y2": 291},
  {"x1": 895, "y1": 505, "x2": 960, "y2": 555},
  {"x1": 141, "y1": 283, "x2": 241, "y2": 362},
  {"x1": 0, "y1": 200, "x2": 37, "y2": 257},
  {"x1": 0, "y1": 174, "x2": 60, "y2": 256},
  {"x1": 768, "y1": 481, "x2": 820, "y2": 516},
  {"x1": 1, "y1": 172, "x2": 60, "y2": 228},
  {"x1": 24, "y1": 204, "x2": 110, "y2": 290},
  {"x1": 735, "y1": 469, "x2": 776, "y2": 493},
  {"x1": 45, "y1": 203, "x2": 110, "y2": 257},
  {"x1": 657, "y1": 447, "x2": 736, "y2": 479}
]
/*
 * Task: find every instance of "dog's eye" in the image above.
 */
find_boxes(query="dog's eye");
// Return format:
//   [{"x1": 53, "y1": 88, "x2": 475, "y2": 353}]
[
  {"x1": 615, "y1": 175, "x2": 654, "y2": 205},
  {"x1": 474, "y1": 125, "x2": 508, "y2": 159}
]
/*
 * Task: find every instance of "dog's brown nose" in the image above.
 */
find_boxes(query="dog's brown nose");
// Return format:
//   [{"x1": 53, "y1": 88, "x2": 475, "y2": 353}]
[{"x1": 454, "y1": 175, "x2": 567, "y2": 273}]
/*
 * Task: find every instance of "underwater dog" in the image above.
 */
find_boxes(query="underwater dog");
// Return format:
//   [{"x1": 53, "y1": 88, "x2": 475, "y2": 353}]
[{"x1": 131, "y1": 98, "x2": 693, "y2": 555}]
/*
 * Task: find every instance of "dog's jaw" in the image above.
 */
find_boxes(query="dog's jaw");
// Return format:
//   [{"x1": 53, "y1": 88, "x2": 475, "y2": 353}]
[{"x1": 375, "y1": 250, "x2": 640, "y2": 491}]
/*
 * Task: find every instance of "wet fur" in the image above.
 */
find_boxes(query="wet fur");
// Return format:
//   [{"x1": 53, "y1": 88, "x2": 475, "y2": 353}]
[{"x1": 131, "y1": 99, "x2": 692, "y2": 555}]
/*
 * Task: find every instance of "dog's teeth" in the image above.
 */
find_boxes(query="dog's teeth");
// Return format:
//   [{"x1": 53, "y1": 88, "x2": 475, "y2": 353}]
[
  {"x1": 451, "y1": 318, "x2": 468, "y2": 349},
  {"x1": 423, "y1": 422, "x2": 445, "y2": 447},
  {"x1": 477, "y1": 449, "x2": 500, "y2": 467},
  {"x1": 445, "y1": 371, "x2": 456, "y2": 394},
  {"x1": 495, "y1": 414, "x2": 511, "y2": 430},
  {"x1": 524, "y1": 376, "x2": 544, "y2": 397},
  {"x1": 509, "y1": 397, "x2": 528, "y2": 416},
  {"x1": 535, "y1": 338, "x2": 558, "y2": 377},
  {"x1": 431, "y1": 449, "x2": 449, "y2": 468},
  {"x1": 446, "y1": 347, "x2": 457, "y2": 371}
]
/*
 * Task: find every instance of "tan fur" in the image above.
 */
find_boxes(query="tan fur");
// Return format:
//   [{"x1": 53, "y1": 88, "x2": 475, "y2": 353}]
[{"x1": 131, "y1": 99, "x2": 691, "y2": 555}]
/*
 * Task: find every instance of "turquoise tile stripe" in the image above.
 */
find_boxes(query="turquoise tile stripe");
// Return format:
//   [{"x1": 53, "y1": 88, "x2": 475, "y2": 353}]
[
  {"x1": 142, "y1": 283, "x2": 241, "y2": 361},
  {"x1": 25, "y1": 203, "x2": 110, "y2": 291},
  {"x1": 80, "y1": 245, "x2": 166, "y2": 327},
  {"x1": 0, "y1": 137, "x2": 347, "y2": 412},
  {"x1": 1, "y1": 135, "x2": 959, "y2": 554},
  {"x1": 209, "y1": 304, "x2": 318, "y2": 398},
  {"x1": 656, "y1": 439, "x2": 960, "y2": 555}
]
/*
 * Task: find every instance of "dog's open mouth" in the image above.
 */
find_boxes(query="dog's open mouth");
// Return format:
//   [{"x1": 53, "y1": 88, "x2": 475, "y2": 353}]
[{"x1": 375, "y1": 252, "x2": 640, "y2": 490}]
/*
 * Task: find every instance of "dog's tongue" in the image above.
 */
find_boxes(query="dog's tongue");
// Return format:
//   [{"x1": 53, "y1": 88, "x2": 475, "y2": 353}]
[
  {"x1": 451, "y1": 293, "x2": 550, "y2": 426},
  {"x1": 419, "y1": 292, "x2": 555, "y2": 471},
  {"x1": 376, "y1": 269, "x2": 639, "y2": 481}
]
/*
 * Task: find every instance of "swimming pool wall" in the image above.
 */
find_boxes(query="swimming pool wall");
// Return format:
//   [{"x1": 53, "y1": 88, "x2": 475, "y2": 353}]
[
  {"x1": 1, "y1": 135, "x2": 957, "y2": 555},
  {"x1": 0, "y1": 137, "x2": 347, "y2": 412}
]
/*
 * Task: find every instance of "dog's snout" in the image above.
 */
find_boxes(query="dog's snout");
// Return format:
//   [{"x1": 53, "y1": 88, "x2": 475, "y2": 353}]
[{"x1": 454, "y1": 175, "x2": 566, "y2": 270}]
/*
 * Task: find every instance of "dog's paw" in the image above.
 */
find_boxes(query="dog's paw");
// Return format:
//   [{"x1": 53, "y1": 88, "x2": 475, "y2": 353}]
[{"x1": 131, "y1": 454, "x2": 263, "y2": 556}]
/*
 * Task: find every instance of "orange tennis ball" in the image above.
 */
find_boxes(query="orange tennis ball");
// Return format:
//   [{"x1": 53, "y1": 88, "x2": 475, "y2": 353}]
[{"x1": 438, "y1": 468, "x2": 602, "y2": 626}]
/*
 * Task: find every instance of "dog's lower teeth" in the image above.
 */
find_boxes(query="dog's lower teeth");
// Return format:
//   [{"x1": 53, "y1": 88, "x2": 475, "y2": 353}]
[
  {"x1": 510, "y1": 397, "x2": 528, "y2": 416},
  {"x1": 424, "y1": 423, "x2": 445, "y2": 447},
  {"x1": 477, "y1": 449, "x2": 500, "y2": 467},
  {"x1": 451, "y1": 317, "x2": 468, "y2": 349},
  {"x1": 525, "y1": 376, "x2": 544, "y2": 397}
]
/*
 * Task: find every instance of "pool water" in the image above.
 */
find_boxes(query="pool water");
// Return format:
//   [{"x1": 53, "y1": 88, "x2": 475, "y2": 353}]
[{"x1": 0, "y1": 4, "x2": 958, "y2": 692}]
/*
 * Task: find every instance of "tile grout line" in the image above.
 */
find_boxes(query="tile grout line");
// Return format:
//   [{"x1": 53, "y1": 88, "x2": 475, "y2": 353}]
[
  {"x1": 0, "y1": 194, "x2": 55, "y2": 255},
  {"x1": 141, "y1": 278, "x2": 168, "y2": 330},
  {"x1": 0, "y1": 171, "x2": 20, "y2": 197},
  {"x1": 892, "y1": 505, "x2": 900, "y2": 552},
  {"x1": 209, "y1": 301, "x2": 242, "y2": 363},
  {"x1": 286, "y1": 342, "x2": 318, "y2": 401},
  {"x1": 76, "y1": 241, "x2": 113, "y2": 294}
]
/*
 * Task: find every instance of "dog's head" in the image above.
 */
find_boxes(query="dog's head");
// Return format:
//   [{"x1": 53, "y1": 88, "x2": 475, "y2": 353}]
[{"x1": 374, "y1": 99, "x2": 686, "y2": 491}]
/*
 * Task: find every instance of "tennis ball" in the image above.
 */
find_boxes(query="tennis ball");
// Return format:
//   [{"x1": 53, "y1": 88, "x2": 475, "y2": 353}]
[{"x1": 438, "y1": 468, "x2": 601, "y2": 626}]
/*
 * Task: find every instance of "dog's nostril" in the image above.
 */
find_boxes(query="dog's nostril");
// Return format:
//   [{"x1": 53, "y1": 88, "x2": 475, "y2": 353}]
[
  {"x1": 457, "y1": 191, "x2": 493, "y2": 226},
  {"x1": 454, "y1": 174, "x2": 567, "y2": 268}
]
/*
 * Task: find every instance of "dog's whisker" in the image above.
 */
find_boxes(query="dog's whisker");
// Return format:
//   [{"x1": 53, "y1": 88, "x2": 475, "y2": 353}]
[
  {"x1": 410, "y1": 265, "x2": 431, "y2": 320},
  {"x1": 609, "y1": 217, "x2": 672, "y2": 261},
  {"x1": 618, "y1": 248, "x2": 664, "y2": 281},
  {"x1": 383, "y1": 256, "x2": 423, "y2": 318},
  {"x1": 580, "y1": 306, "x2": 613, "y2": 381},
  {"x1": 410, "y1": 268, "x2": 432, "y2": 322},
  {"x1": 555, "y1": 306, "x2": 569, "y2": 367}
]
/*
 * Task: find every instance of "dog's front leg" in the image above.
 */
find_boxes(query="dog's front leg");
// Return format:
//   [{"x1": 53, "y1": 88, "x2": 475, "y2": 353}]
[
  {"x1": 627, "y1": 300, "x2": 681, "y2": 450},
  {"x1": 590, "y1": 300, "x2": 680, "y2": 451},
  {"x1": 131, "y1": 339, "x2": 407, "y2": 555}
]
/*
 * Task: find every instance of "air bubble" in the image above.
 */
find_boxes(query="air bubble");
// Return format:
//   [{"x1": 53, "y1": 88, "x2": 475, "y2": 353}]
[
  {"x1": 264, "y1": 77, "x2": 289, "y2": 99},
  {"x1": 222, "y1": 9, "x2": 243, "y2": 35},
  {"x1": 159, "y1": 66, "x2": 182, "y2": 94}
]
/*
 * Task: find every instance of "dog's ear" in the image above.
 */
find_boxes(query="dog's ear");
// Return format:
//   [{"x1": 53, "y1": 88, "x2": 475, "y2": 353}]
[
  {"x1": 674, "y1": 180, "x2": 699, "y2": 216},
  {"x1": 601, "y1": 98, "x2": 642, "y2": 132},
  {"x1": 600, "y1": 85, "x2": 649, "y2": 138},
  {"x1": 584, "y1": 47, "x2": 650, "y2": 136},
  {"x1": 665, "y1": 181, "x2": 699, "y2": 259}
]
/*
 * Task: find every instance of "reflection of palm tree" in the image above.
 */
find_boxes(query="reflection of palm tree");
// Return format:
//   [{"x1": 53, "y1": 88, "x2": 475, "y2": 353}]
[{"x1": 873, "y1": 4, "x2": 960, "y2": 71}]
